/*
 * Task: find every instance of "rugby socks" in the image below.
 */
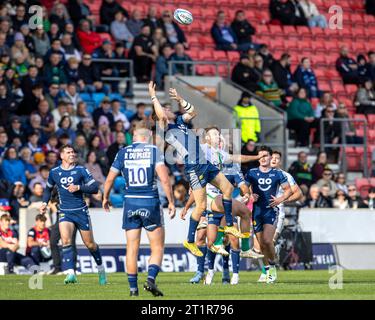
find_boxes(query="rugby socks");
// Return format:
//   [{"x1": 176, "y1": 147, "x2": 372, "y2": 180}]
[
  {"x1": 89, "y1": 245, "x2": 103, "y2": 267},
  {"x1": 207, "y1": 249, "x2": 216, "y2": 270},
  {"x1": 231, "y1": 249, "x2": 240, "y2": 274},
  {"x1": 241, "y1": 232, "x2": 251, "y2": 252},
  {"x1": 261, "y1": 266, "x2": 267, "y2": 275},
  {"x1": 223, "y1": 199, "x2": 233, "y2": 226},
  {"x1": 62, "y1": 245, "x2": 75, "y2": 272},
  {"x1": 187, "y1": 217, "x2": 199, "y2": 243},
  {"x1": 214, "y1": 228, "x2": 225, "y2": 246},
  {"x1": 128, "y1": 273, "x2": 138, "y2": 292},
  {"x1": 197, "y1": 246, "x2": 207, "y2": 273},
  {"x1": 147, "y1": 264, "x2": 160, "y2": 284},
  {"x1": 223, "y1": 245, "x2": 231, "y2": 270}
]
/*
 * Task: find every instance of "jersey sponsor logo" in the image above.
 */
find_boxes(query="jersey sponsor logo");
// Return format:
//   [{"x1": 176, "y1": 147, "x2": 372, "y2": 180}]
[
  {"x1": 60, "y1": 176, "x2": 74, "y2": 189},
  {"x1": 127, "y1": 208, "x2": 151, "y2": 218},
  {"x1": 258, "y1": 178, "x2": 272, "y2": 191},
  {"x1": 71, "y1": 171, "x2": 77, "y2": 175}
]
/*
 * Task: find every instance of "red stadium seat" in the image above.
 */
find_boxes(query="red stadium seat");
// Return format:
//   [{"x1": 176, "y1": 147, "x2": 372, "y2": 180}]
[
  {"x1": 353, "y1": 114, "x2": 367, "y2": 130},
  {"x1": 198, "y1": 50, "x2": 213, "y2": 61},
  {"x1": 227, "y1": 51, "x2": 240, "y2": 63},
  {"x1": 195, "y1": 65, "x2": 215, "y2": 76},
  {"x1": 368, "y1": 115, "x2": 375, "y2": 130},
  {"x1": 212, "y1": 50, "x2": 227, "y2": 61},
  {"x1": 355, "y1": 178, "x2": 372, "y2": 198}
]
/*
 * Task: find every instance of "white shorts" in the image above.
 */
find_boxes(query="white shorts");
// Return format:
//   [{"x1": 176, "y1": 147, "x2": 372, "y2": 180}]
[{"x1": 275, "y1": 205, "x2": 286, "y2": 234}]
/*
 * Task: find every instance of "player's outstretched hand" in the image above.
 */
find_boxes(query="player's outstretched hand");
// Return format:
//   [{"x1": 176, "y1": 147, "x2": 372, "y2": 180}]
[
  {"x1": 169, "y1": 88, "x2": 182, "y2": 102},
  {"x1": 180, "y1": 207, "x2": 188, "y2": 220},
  {"x1": 148, "y1": 81, "x2": 156, "y2": 97},
  {"x1": 252, "y1": 193, "x2": 259, "y2": 202},
  {"x1": 168, "y1": 203, "x2": 176, "y2": 219},
  {"x1": 39, "y1": 202, "x2": 47, "y2": 215},
  {"x1": 270, "y1": 195, "x2": 282, "y2": 207},
  {"x1": 103, "y1": 198, "x2": 111, "y2": 212}
]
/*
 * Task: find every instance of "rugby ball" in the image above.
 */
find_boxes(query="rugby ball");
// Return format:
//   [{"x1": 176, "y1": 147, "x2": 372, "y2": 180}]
[{"x1": 174, "y1": 8, "x2": 193, "y2": 25}]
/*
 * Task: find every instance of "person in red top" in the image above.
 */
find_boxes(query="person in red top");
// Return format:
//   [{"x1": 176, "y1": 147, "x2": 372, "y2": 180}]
[
  {"x1": 77, "y1": 19, "x2": 103, "y2": 54},
  {"x1": 27, "y1": 214, "x2": 51, "y2": 265},
  {"x1": 0, "y1": 214, "x2": 36, "y2": 273}
]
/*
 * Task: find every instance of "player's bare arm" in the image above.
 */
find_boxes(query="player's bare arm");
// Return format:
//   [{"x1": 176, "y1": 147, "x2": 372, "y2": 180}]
[
  {"x1": 284, "y1": 185, "x2": 303, "y2": 205},
  {"x1": 227, "y1": 153, "x2": 266, "y2": 164},
  {"x1": 270, "y1": 183, "x2": 292, "y2": 207},
  {"x1": 156, "y1": 164, "x2": 176, "y2": 219},
  {"x1": 149, "y1": 81, "x2": 168, "y2": 128},
  {"x1": 180, "y1": 191, "x2": 196, "y2": 220},
  {"x1": 103, "y1": 169, "x2": 119, "y2": 212},
  {"x1": 169, "y1": 87, "x2": 197, "y2": 121}
]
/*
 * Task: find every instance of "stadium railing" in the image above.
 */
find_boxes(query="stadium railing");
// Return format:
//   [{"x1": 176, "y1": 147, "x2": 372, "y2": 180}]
[
  {"x1": 319, "y1": 118, "x2": 370, "y2": 177},
  {"x1": 91, "y1": 58, "x2": 134, "y2": 95},
  {"x1": 167, "y1": 60, "x2": 231, "y2": 77}
]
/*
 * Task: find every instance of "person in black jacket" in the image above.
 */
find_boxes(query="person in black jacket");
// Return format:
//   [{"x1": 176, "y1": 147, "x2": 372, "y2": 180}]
[
  {"x1": 0, "y1": 84, "x2": 18, "y2": 128},
  {"x1": 231, "y1": 54, "x2": 260, "y2": 92},
  {"x1": 230, "y1": 10, "x2": 256, "y2": 47},
  {"x1": 271, "y1": 53, "x2": 298, "y2": 96},
  {"x1": 68, "y1": 0, "x2": 95, "y2": 27},
  {"x1": 20, "y1": 65, "x2": 43, "y2": 100},
  {"x1": 336, "y1": 46, "x2": 360, "y2": 84},
  {"x1": 270, "y1": 0, "x2": 307, "y2": 26},
  {"x1": 100, "y1": 0, "x2": 129, "y2": 26},
  {"x1": 366, "y1": 0, "x2": 375, "y2": 15},
  {"x1": 143, "y1": 5, "x2": 159, "y2": 33},
  {"x1": 347, "y1": 185, "x2": 367, "y2": 209},
  {"x1": 106, "y1": 131, "x2": 126, "y2": 165}
]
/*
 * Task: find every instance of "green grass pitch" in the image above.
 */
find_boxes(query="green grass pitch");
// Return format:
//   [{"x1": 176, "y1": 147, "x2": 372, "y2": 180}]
[{"x1": 1, "y1": 270, "x2": 375, "y2": 300}]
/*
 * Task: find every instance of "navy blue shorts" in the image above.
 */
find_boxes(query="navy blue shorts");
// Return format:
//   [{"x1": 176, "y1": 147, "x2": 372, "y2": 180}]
[
  {"x1": 207, "y1": 211, "x2": 224, "y2": 226},
  {"x1": 252, "y1": 205, "x2": 279, "y2": 234},
  {"x1": 185, "y1": 163, "x2": 220, "y2": 190},
  {"x1": 123, "y1": 197, "x2": 163, "y2": 231},
  {"x1": 58, "y1": 207, "x2": 91, "y2": 231}
]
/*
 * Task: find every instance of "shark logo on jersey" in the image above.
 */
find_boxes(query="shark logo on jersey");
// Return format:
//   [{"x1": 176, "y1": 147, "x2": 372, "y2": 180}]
[
  {"x1": 258, "y1": 178, "x2": 272, "y2": 192},
  {"x1": 60, "y1": 176, "x2": 74, "y2": 190}
]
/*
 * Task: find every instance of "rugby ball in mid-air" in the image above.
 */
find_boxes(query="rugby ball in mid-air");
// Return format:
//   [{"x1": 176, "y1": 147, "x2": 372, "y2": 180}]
[{"x1": 174, "y1": 8, "x2": 193, "y2": 25}]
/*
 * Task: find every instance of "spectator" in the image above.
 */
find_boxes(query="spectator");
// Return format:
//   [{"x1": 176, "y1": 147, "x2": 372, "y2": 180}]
[
  {"x1": 126, "y1": 9, "x2": 144, "y2": 38},
  {"x1": 77, "y1": 19, "x2": 102, "y2": 54},
  {"x1": 335, "y1": 102, "x2": 363, "y2": 144},
  {"x1": 316, "y1": 168, "x2": 337, "y2": 198},
  {"x1": 64, "y1": 22, "x2": 82, "y2": 51},
  {"x1": 78, "y1": 53, "x2": 108, "y2": 94},
  {"x1": 20, "y1": 65, "x2": 42, "y2": 100},
  {"x1": 67, "y1": 0, "x2": 95, "y2": 27},
  {"x1": 270, "y1": 0, "x2": 307, "y2": 26},
  {"x1": 61, "y1": 33, "x2": 81, "y2": 62},
  {"x1": 231, "y1": 54, "x2": 260, "y2": 92},
  {"x1": 315, "y1": 91, "x2": 337, "y2": 118},
  {"x1": 29, "y1": 165, "x2": 50, "y2": 190},
  {"x1": 11, "y1": 32, "x2": 30, "y2": 63},
  {"x1": 65, "y1": 57, "x2": 80, "y2": 83},
  {"x1": 85, "y1": 150, "x2": 106, "y2": 187},
  {"x1": 299, "y1": 0, "x2": 327, "y2": 28},
  {"x1": 20, "y1": 24, "x2": 35, "y2": 53},
  {"x1": 355, "y1": 79, "x2": 375, "y2": 115},
  {"x1": 173, "y1": 181, "x2": 189, "y2": 207},
  {"x1": 77, "y1": 117, "x2": 96, "y2": 143},
  {"x1": 364, "y1": 187, "x2": 375, "y2": 209},
  {"x1": 333, "y1": 190, "x2": 349, "y2": 209},
  {"x1": 0, "y1": 131, "x2": 8, "y2": 158},
  {"x1": 111, "y1": 10, "x2": 134, "y2": 49},
  {"x1": 347, "y1": 185, "x2": 367, "y2": 209},
  {"x1": 26, "y1": 214, "x2": 51, "y2": 266},
  {"x1": 0, "y1": 83, "x2": 18, "y2": 127},
  {"x1": 366, "y1": 51, "x2": 375, "y2": 81},
  {"x1": 336, "y1": 46, "x2": 360, "y2": 84},
  {"x1": 96, "y1": 116, "x2": 114, "y2": 150},
  {"x1": 43, "y1": 53, "x2": 67, "y2": 86},
  {"x1": 0, "y1": 213, "x2": 36, "y2": 274},
  {"x1": 357, "y1": 54, "x2": 369, "y2": 82},
  {"x1": 48, "y1": 23, "x2": 61, "y2": 42},
  {"x1": 56, "y1": 115, "x2": 76, "y2": 143},
  {"x1": 240, "y1": 139, "x2": 259, "y2": 173},
  {"x1": 211, "y1": 11, "x2": 246, "y2": 52},
  {"x1": 49, "y1": 3, "x2": 69, "y2": 31},
  {"x1": 258, "y1": 44, "x2": 275, "y2": 69},
  {"x1": 288, "y1": 151, "x2": 313, "y2": 187},
  {"x1": 271, "y1": 53, "x2": 297, "y2": 96},
  {"x1": 106, "y1": 131, "x2": 126, "y2": 165},
  {"x1": 93, "y1": 96, "x2": 115, "y2": 127},
  {"x1": 155, "y1": 44, "x2": 176, "y2": 89},
  {"x1": 129, "y1": 25, "x2": 157, "y2": 82},
  {"x1": 89, "y1": 135, "x2": 109, "y2": 174},
  {"x1": 256, "y1": 70, "x2": 283, "y2": 108},
  {"x1": 366, "y1": 0, "x2": 375, "y2": 15},
  {"x1": 287, "y1": 88, "x2": 315, "y2": 147},
  {"x1": 25, "y1": 130, "x2": 43, "y2": 154},
  {"x1": 152, "y1": 27, "x2": 167, "y2": 54},
  {"x1": 293, "y1": 57, "x2": 320, "y2": 98},
  {"x1": 143, "y1": 5, "x2": 159, "y2": 33},
  {"x1": 100, "y1": 0, "x2": 129, "y2": 26},
  {"x1": 6, "y1": 116, "x2": 24, "y2": 144},
  {"x1": 230, "y1": 10, "x2": 256, "y2": 47},
  {"x1": 61, "y1": 82, "x2": 82, "y2": 110},
  {"x1": 29, "y1": 182, "x2": 44, "y2": 202},
  {"x1": 159, "y1": 10, "x2": 188, "y2": 48},
  {"x1": 9, "y1": 182, "x2": 29, "y2": 223},
  {"x1": 304, "y1": 184, "x2": 333, "y2": 208},
  {"x1": 170, "y1": 43, "x2": 193, "y2": 76},
  {"x1": 76, "y1": 101, "x2": 92, "y2": 124},
  {"x1": 19, "y1": 147, "x2": 37, "y2": 182},
  {"x1": 11, "y1": 4, "x2": 28, "y2": 32},
  {"x1": 233, "y1": 91, "x2": 261, "y2": 143},
  {"x1": 335, "y1": 172, "x2": 348, "y2": 194},
  {"x1": 112, "y1": 99, "x2": 130, "y2": 131},
  {"x1": 129, "y1": 103, "x2": 147, "y2": 123},
  {"x1": 322, "y1": 107, "x2": 341, "y2": 159},
  {"x1": 0, "y1": 32, "x2": 10, "y2": 57},
  {"x1": 32, "y1": 99, "x2": 55, "y2": 137},
  {"x1": 73, "y1": 134, "x2": 88, "y2": 165},
  {"x1": 311, "y1": 151, "x2": 330, "y2": 182},
  {"x1": 0, "y1": 147, "x2": 27, "y2": 185}
]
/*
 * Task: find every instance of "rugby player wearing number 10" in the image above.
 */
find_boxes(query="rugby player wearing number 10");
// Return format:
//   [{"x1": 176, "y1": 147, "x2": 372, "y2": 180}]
[{"x1": 103, "y1": 122, "x2": 176, "y2": 297}]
